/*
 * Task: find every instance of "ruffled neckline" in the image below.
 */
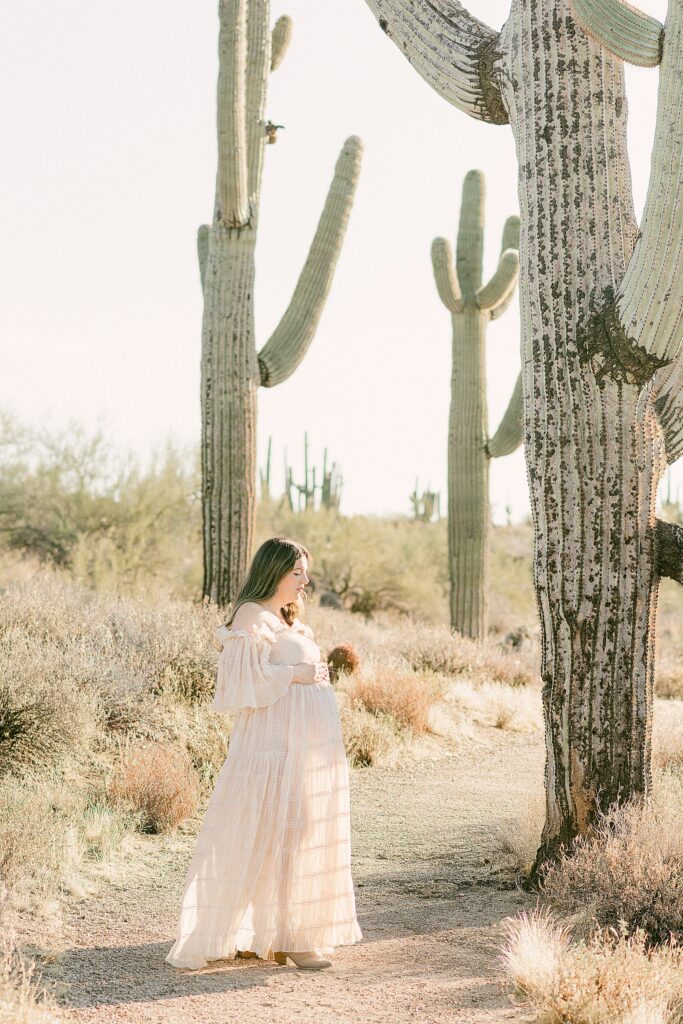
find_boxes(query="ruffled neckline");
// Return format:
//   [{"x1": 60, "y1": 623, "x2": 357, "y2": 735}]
[{"x1": 214, "y1": 618, "x2": 313, "y2": 648}]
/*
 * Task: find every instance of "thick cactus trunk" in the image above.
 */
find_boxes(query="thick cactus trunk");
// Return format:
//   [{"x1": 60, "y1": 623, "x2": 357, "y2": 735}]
[
  {"x1": 449, "y1": 307, "x2": 490, "y2": 637},
  {"x1": 200, "y1": 0, "x2": 362, "y2": 606},
  {"x1": 201, "y1": 228, "x2": 259, "y2": 604},
  {"x1": 499, "y1": 0, "x2": 666, "y2": 866},
  {"x1": 360, "y1": 0, "x2": 683, "y2": 863}
]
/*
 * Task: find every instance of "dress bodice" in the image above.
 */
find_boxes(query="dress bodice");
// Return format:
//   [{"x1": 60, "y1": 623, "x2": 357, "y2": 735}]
[{"x1": 267, "y1": 620, "x2": 321, "y2": 667}]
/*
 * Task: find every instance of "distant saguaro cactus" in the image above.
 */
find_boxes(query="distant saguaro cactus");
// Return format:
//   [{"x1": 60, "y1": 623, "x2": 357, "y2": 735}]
[
  {"x1": 432, "y1": 170, "x2": 521, "y2": 638},
  {"x1": 200, "y1": 0, "x2": 363, "y2": 605}
]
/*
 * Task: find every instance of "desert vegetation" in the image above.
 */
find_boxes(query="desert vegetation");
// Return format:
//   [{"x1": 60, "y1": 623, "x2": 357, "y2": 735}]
[{"x1": 1, "y1": 421, "x2": 682, "y2": 1018}]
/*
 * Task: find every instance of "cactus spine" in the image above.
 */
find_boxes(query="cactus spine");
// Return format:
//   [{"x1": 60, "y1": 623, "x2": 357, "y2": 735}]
[
  {"x1": 362, "y1": 0, "x2": 683, "y2": 863},
  {"x1": 432, "y1": 170, "x2": 521, "y2": 639},
  {"x1": 200, "y1": 0, "x2": 362, "y2": 605}
]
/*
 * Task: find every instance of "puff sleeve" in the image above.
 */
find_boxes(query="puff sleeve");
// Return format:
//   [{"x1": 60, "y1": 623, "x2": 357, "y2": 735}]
[{"x1": 212, "y1": 622, "x2": 295, "y2": 713}]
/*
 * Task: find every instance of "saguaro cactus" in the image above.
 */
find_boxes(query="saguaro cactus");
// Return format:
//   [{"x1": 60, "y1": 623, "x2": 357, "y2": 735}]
[
  {"x1": 200, "y1": 0, "x2": 363, "y2": 605},
  {"x1": 361, "y1": 0, "x2": 683, "y2": 865},
  {"x1": 433, "y1": 169, "x2": 521, "y2": 638}
]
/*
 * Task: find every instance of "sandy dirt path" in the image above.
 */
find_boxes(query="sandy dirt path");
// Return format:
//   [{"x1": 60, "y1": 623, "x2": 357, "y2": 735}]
[{"x1": 46, "y1": 730, "x2": 544, "y2": 1024}]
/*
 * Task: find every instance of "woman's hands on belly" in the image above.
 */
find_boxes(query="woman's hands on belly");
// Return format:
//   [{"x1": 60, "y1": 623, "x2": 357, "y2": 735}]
[{"x1": 292, "y1": 662, "x2": 330, "y2": 686}]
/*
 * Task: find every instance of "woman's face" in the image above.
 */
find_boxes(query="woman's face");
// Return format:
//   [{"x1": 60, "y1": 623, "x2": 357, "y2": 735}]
[{"x1": 276, "y1": 555, "x2": 309, "y2": 606}]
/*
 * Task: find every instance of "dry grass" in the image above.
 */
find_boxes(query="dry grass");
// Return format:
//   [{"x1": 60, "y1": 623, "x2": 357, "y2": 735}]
[
  {"x1": 349, "y1": 667, "x2": 443, "y2": 734},
  {"x1": 338, "y1": 700, "x2": 400, "y2": 767},
  {"x1": 448, "y1": 679, "x2": 542, "y2": 733},
  {"x1": 398, "y1": 625, "x2": 538, "y2": 688},
  {"x1": 108, "y1": 743, "x2": 199, "y2": 833},
  {"x1": 540, "y1": 774, "x2": 683, "y2": 945},
  {"x1": 498, "y1": 786, "x2": 545, "y2": 875},
  {"x1": 502, "y1": 910, "x2": 683, "y2": 1024},
  {"x1": 0, "y1": 934, "x2": 61, "y2": 1024}
]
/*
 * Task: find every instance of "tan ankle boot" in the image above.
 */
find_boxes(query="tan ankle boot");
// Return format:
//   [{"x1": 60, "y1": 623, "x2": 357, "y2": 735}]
[{"x1": 274, "y1": 950, "x2": 331, "y2": 970}]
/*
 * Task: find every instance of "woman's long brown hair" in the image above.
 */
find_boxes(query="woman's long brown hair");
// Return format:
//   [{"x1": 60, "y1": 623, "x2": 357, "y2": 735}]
[{"x1": 226, "y1": 537, "x2": 311, "y2": 627}]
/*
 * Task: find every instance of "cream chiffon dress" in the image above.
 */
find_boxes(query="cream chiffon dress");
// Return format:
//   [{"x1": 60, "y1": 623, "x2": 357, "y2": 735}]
[{"x1": 165, "y1": 614, "x2": 362, "y2": 969}]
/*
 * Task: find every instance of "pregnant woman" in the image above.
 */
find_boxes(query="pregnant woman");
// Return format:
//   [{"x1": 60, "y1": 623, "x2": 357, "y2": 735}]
[{"x1": 165, "y1": 537, "x2": 362, "y2": 971}]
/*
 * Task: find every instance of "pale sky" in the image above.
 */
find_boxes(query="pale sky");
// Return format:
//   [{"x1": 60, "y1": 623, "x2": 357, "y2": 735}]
[{"x1": 1, "y1": 0, "x2": 680, "y2": 519}]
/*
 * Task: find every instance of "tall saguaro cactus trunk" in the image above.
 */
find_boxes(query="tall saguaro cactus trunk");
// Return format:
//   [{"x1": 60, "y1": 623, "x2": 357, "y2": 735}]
[
  {"x1": 201, "y1": 0, "x2": 362, "y2": 605},
  {"x1": 432, "y1": 170, "x2": 522, "y2": 638},
  {"x1": 361, "y1": 0, "x2": 683, "y2": 865}
]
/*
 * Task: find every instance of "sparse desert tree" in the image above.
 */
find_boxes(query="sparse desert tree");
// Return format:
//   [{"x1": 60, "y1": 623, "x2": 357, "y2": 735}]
[
  {"x1": 360, "y1": 0, "x2": 683, "y2": 867},
  {"x1": 200, "y1": 0, "x2": 363, "y2": 605},
  {"x1": 432, "y1": 169, "x2": 521, "y2": 639}
]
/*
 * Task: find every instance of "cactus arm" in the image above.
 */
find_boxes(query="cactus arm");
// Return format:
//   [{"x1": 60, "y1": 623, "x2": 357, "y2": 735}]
[
  {"x1": 271, "y1": 14, "x2": 292, "y2": 70},
  {"x1": 654, "y1": 358, "x2": 683, "y2": 465},
  {"x1": 487, "y1": 214, "x2": 521, "y2": 319},
  {"x1": 217, "y1": 0, "x2": 250, "y2": 227},
  {"x1": 197, "y1": 225, "x2": 209, "y2": 292},
  {"x1": 258, "y1": 136, "x2": 363, "y2": 387},
  {"x1": 572, "y1": 0, "x2": 663, "y2": 67},
  {"x1": 361, "y1": 0, "x2": 509, "y2": 124},
  {"x1": 245, "y1": 1, "x2": 271, "y2": 204},
  {"x1": 456, "y1": 169, "x2": 486, "y2": 297},
  {"x1": 656, "y1": 519, "x2": 683, "y2": 583},
  {"x1": 486, "y1": 374, "x2": 523, "y2": 458},
  {"x1": 500, "y1": 214, "x2": 520, "y2": 254},
  {"x1": 477, "y1": 250, "x2": 520, "y2": 316},
  {"x1": 603, "y1": 0, "x2": 683, "y2": 375},
  {"x1": 431, "y1": 238, "x2": 463, "y2": 312}
]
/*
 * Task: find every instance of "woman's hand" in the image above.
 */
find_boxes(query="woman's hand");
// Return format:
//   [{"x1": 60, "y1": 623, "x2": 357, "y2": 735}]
[{"x1": 292, "y1": 662, "x2": 330, "y2": 686}]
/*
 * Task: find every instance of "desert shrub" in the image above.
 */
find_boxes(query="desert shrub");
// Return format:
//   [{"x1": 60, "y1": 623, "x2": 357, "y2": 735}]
[
  {"x1": 449, "y1": 680, "x2": 542, "y2": 733},
  {"x1": 108, "y1": 743, "x2": 199, "y2": 833},
  {"x1": 0, "y1": 572, "x2": 219, "y2": 714},
  {"x1": 540, "y1": 775, "x2": 683, "y2": 945},
  {"x1": 502, "y1": 911, "x2": 683, "y2": 1024},
  {"x1": 338, "y1": 701, "x2": 399, "y2": 767},
  {"x1": 0, "y1": 930, "x2": 61, "y2": 1024},
  {"x1": 0, "y1": 779, "x2": 67, "y2": 893},
  {"x1": 497, "y1": 787, "x2": 545, "y2": 875},
  {"x1": 399, "y1": 625, "x2": 537, "y2": 688},
  {"x1": 0, "y1": 414, "x2": 200, "y2": 598},
  {"x1": 653, "y1": 725, "x2": 683, "y2": 774},
  {"x1": 0, "y1": 630, "x2": 94, "y2": 774},
  {"x1": 327, "y1": 643, "x2": 360, "y2": 681},
  {"x1": 350, "y1": 668, "x2": 443, "y2": 734},
  {"x1": 257, "y1": 505, "x2": 450, "y2": 622},
  {"x1": 655, "y1": 664, "x2": 683, "y2": 701}
]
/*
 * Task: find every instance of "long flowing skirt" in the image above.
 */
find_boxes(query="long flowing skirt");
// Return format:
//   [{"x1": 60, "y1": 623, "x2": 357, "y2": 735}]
[{"x1": 165, "y1": 682, "x2": 362, "y2": 968}]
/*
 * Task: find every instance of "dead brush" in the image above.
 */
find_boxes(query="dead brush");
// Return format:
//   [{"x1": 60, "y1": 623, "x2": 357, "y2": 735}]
[
  {"x1": 108, "y1": 743, "x2": 199, "y2": 834},
  {"x1": 540, "y1": 774, "x2": 683, "y2": 945},
  {"x1": 338, "y1": 700, "x2": 398, "y2": 767},
  {"x1": 501, "y1": 910, "x2": 683, "y2": 1024},
  {"x1": 0, "y1": 928, "x2": 61, "y2": 1024},
  {"x1": 326, "y1": 643, "x2": 360, "y2": 682},
  {"x1": 399, "y1": 625, "x2": 537, "y2": 688},
  {"x1": 349, "y1": 667, "x2": 443, "y2": 734}
]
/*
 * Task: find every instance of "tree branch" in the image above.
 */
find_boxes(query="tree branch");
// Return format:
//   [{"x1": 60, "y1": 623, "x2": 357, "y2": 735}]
[
  {"x1": 431, "y1": 238, "x2": 463, "y2": 312},
  {"x1": 217, "y1": 0, "x2": 250, "y2": 227},
  {"x1": 487, "y1": 373, "x2": 523, "y2": 458},
  {"x1": 572, "y1": 0, "x2": 663, "y2": 67},
  {"x1": 258, "y1": 136, "x2": 363, "y2": 388},
  {"x1": 656, "y1": 518, "x2": 683, "y2": 583},
  {"x1": 362, "y1": 0, "x2": 509, "y2": 124}
]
